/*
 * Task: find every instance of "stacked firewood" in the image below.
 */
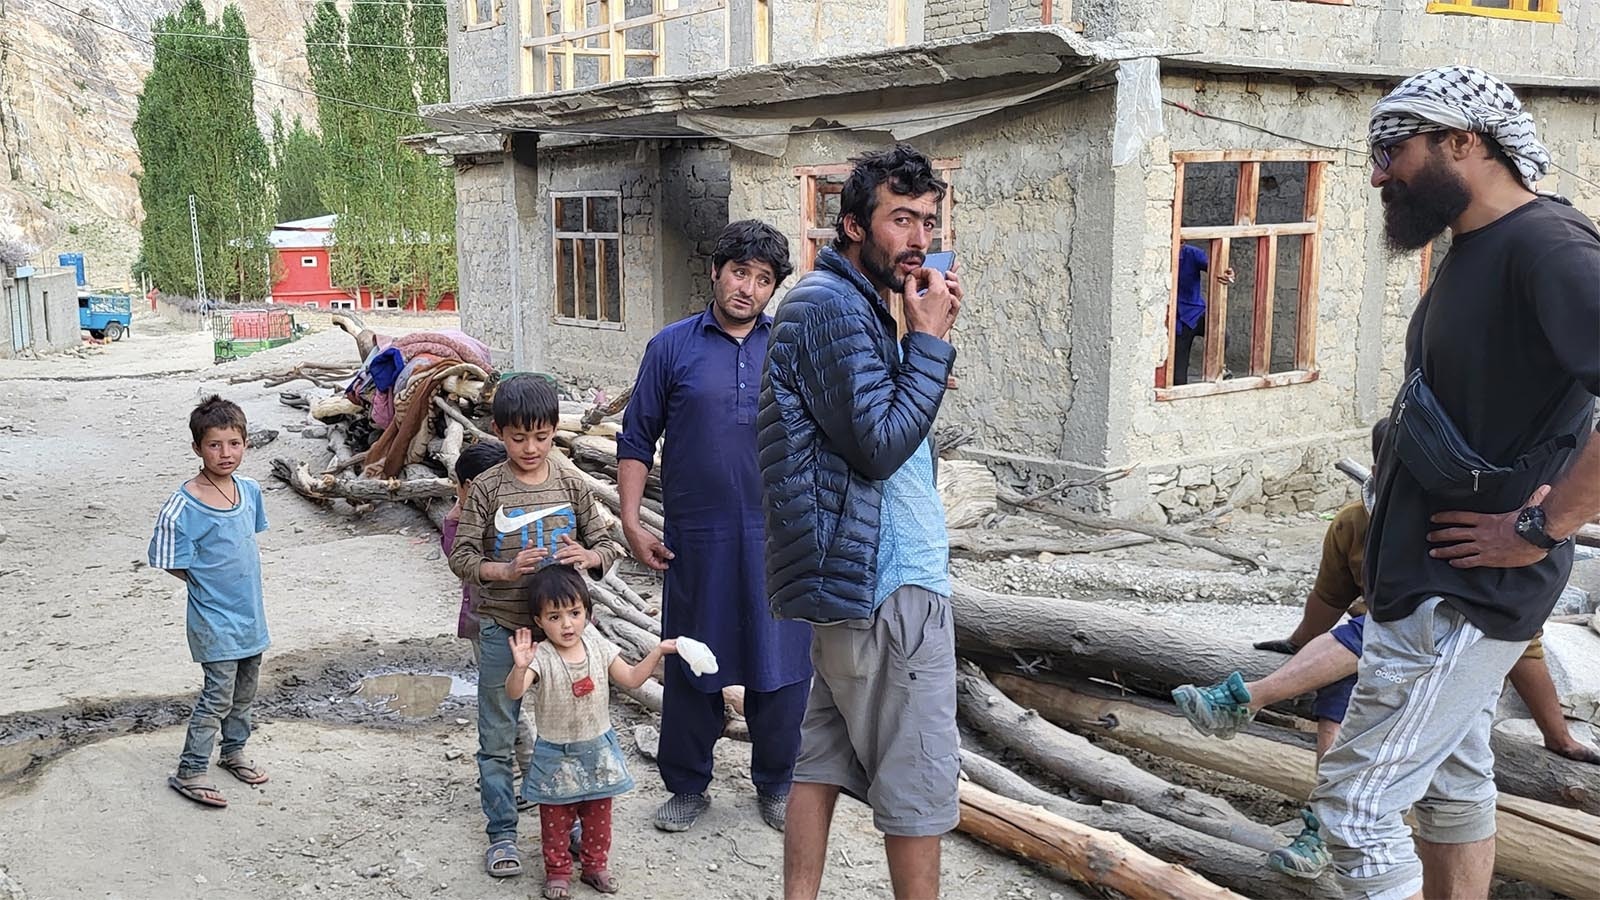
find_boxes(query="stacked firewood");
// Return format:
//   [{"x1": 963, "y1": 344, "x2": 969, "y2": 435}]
[{"x1": 258, "y1": 328, "x2": 1600, "y2": 900}]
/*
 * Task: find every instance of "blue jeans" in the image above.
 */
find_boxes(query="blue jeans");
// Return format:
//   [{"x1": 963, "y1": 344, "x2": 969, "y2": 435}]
[
  {"x1": 177, "y1": 654, "x2": 262, "y2": 777},
  {"x1": 477, "y1": 619, "x2": 523, "y2": 842}
]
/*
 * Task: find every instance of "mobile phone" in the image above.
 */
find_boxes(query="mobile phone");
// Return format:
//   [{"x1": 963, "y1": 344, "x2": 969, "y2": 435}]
[{"x1": 924, "y1": 251, "x2": 955, "y2": 274}]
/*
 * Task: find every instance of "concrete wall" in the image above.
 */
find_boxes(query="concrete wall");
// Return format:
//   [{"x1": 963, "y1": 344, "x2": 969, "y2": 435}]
[
  {"x1": 1102, "y1": 72, "x2": 1600, "y2": 522},
  {"x1": 1079, "y1": 0, "x2": 1599, "y2": 86},
  {"x1": 453, "y1": 161, "x2": 520, "y2": 365},
  {"x1": 771, "y1": 0, "x2": 901, "y2": 63},
  {"x1": 447, "y1": 0, "x2": 521, "y2": 101},
  {"x1": 1, "y1": 269, "x2": 82, "y2": 358}
]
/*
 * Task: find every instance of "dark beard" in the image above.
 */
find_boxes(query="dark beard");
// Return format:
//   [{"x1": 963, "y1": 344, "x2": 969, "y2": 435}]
[
  {"x1": 1382, "y1": 155, "x2": 1471, "y2": 252},
  {"x1": 859, "y1": 239, "x2": 922, "y2": 293}
]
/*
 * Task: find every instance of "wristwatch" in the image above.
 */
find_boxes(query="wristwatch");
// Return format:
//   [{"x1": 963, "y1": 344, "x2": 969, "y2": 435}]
[{"x1": 1513, "y1": 505, "x2": 1568, "y2": 551}]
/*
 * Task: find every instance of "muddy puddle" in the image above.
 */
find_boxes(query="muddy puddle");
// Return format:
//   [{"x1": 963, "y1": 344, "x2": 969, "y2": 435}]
[{"x1": 0, "y1": 641, "x2": 478, "y2": 787}]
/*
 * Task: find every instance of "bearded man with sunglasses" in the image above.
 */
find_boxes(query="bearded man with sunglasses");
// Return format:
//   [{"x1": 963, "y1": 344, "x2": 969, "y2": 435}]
[{"x1": 1306, "y1": 66, "x2": 1600, "y2": 900}]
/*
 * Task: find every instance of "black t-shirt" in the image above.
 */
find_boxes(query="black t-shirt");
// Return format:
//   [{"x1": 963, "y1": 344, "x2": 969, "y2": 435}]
[{"x1": 1366, "y1": 197, "x2": 1600, "y2": 641}]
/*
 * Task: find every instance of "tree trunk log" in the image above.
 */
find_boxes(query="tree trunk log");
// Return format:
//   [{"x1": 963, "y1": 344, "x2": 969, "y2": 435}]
[
  {"x1": 589, "y1": 579, "x2": 662, "y2": 635},
  {"x1": 271, "y1": 458, "x2": 455, "y2": 503},
  {"x1": 996, "y1": 485, "x2": 1273, "y2": 570},
  {"x1": 956, "y1": 781, "x2": 1246, "y2": 900},
  {"x1": 432, "y1": 395, "x2": 496, "y2": 444},
  {"x1": 953, "y1": 581, "x2": 1600, "y2": 813},
  {"x1": 960, "y1": 750, "x2": 1338, "y2": 898},
  {"x1": 437, "y1": 419, "x2": 465, "y2": 481},
  {"x1": 948, "y1": 529, "x2": 1152, "y2": 560},
  {"x1": 957, "y1": 665, "x2": 1284, "y2": 852},
  {"x1": 950, "y1": 580, "x2": 1315, "y2": 716},
  {"x1": 995, "y1": 677, "x2": 1600, "y2": 898}
]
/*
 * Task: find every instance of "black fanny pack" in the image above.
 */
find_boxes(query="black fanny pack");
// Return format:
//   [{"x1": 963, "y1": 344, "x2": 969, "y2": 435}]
[{"x1": 1392, "y1": 369, "x2": 1582, "y2": 498}]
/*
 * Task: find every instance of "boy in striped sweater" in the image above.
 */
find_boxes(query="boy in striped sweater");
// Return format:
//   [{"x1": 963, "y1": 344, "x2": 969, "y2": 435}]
[{"x1": 148, "y1": 395, "x2": 271, "y2": 809}]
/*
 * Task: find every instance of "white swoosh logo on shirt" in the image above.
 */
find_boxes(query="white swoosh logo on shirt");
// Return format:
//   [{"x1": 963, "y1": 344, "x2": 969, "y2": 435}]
[{"x1": 495, "y1": 504, "x2": 571, "y2": 534}]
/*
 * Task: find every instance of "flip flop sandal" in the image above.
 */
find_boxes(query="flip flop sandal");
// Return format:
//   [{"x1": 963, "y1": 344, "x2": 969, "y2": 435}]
[
  {"x1": 219, "y1": 757, "x2": 270, "y2": 785},
  {"x1": 484, "y1": 839, "x2": 523, "y2": 878},
  {"x1": 541, "y1": 877, "x2": 571, "y2": 899},
  {"x1": 580, "y1": 869, "x2": 620, "y2": 894},
  {"x1": 168, "y1": 775, "x2": 227, "y2": 808}
]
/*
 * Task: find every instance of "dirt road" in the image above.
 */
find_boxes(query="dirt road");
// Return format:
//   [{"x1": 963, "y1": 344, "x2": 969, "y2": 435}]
[{"x1": 0, "y1": 315, "x2": 1073, "y2": 900}]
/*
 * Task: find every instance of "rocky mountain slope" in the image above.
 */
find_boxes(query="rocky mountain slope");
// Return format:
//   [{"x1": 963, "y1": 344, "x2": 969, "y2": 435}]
[{"x1": 0, "y1": 0, "x2": 320, "y2": 288}]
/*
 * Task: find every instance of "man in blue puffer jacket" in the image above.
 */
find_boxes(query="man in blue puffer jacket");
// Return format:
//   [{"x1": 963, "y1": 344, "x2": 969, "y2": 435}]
[{"x1": 758, "y1": 144, "x2": 963, "y2": 900}]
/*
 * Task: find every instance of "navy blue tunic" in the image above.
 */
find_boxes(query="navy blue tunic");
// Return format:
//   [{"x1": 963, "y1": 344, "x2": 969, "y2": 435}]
[{"x1": 618, "y1": 307, "x2": 813, "y2": 693}]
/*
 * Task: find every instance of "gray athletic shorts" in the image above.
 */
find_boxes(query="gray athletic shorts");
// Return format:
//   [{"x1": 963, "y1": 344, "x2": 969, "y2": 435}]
[{"x1": 792, "y1": 584, "x2": 961, "y2": 837}]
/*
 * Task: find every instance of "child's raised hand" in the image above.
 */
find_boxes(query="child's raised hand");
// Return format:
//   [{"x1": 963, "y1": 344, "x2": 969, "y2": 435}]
[
  {"x1": 509, "y1": 545, "x2": 549, "y2": 575},
  {"x1": 554, "y1": 533, "x2": 601, "y2": 571},
  {"x1": 658, "y1": 639, "x2": 678, "y2": 656},
  {"x1": 510, "y1": 628, "x2": 537, "y2": 668}
]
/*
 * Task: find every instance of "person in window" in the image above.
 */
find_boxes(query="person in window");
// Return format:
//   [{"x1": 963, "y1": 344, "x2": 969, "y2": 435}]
[{"x1": 1173, "y1": 243, "x2": 1234, "y2": 385}]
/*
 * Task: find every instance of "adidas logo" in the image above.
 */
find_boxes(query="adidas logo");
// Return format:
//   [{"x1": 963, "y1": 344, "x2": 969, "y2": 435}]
[{"x1": 1373, "y1": 667, "x2": 1406, "y2": 684}]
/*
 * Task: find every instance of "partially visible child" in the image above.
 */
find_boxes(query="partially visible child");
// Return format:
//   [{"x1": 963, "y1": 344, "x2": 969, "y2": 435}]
[
  {"x1": 448, "y1": 374, "x2": 627, "y2": 878},
  {"x1": 508, "y1": 566, "x2": 677, "y2": 900},
  {"x1": 442, "y1": 441, "x2": 533, "y2": 777},
  {"x1": 148, "y1": 395, "x2": 271, "y2": 809}
]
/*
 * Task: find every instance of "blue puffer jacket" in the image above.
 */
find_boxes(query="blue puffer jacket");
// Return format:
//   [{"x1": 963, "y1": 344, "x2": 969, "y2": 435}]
[{"x1": 758, "y1": 246, "x2": 956, "y2": 622}]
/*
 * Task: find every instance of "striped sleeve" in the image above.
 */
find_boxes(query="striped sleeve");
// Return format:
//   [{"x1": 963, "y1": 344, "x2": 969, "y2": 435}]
[
  {"x1": 561, "y1": 466, "x2": 626, "y2": 573},
  {"x1": 149, "y1": 491, "x2": 197, "y2": 571}
]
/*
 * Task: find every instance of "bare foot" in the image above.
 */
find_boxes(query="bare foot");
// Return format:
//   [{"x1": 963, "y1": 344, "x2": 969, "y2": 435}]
[{"x1": 1547, "y1": 739, "x2": 1600, "y2": 765}]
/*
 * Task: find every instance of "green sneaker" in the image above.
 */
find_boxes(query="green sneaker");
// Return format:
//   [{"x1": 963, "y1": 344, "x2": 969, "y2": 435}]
[
  {"x1": 1268, "y1": 809, "x2": 1332, "y2": 879},
  {"x1": 1171, "y1": 671, "x2": 1254, "y2": 739}
]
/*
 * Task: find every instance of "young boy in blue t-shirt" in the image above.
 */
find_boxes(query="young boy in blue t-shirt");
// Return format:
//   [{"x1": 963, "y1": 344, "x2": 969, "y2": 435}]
[{"x1": 149, "y1": 395, "x2": 271, "y2": 808}]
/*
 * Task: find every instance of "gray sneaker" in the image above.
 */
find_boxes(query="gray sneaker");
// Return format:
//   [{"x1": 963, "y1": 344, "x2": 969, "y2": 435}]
[
  {"x1": 1171, "y1": 671, "x2": 1255, "y2": 740},
  {"x1": 653, "y1": 792, "x2": 711, "y2": 832},
  {"x1": 756, "y1": 791, "x2": 787, "y2": 832},
  {"x1": 1267, "y1": 809, "x2": 1332, "y2": 879}
]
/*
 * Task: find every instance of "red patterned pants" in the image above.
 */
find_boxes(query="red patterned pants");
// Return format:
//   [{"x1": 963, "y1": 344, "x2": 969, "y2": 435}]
[{"x1": 538, "y1": 798, "x2": 612, "y2": 877}]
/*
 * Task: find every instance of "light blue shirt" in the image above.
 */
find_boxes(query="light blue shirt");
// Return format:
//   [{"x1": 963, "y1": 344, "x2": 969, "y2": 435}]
[
  {"x1": 148, "y1": 477, "x2": 271, "y2": 663},
  {"x1": 874, "y1": 437, "x2": 952, "y2": 606}
]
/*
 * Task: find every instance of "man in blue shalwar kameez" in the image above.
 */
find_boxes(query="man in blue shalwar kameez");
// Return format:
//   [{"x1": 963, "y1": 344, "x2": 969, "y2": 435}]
[{"x1": 617, "y1": 220, "x2": 813, "y2": 834}]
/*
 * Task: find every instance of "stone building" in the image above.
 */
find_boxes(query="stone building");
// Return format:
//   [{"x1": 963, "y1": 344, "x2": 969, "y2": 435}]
[{"x1": 418, "y1": 0, "x2": 1599, "y2": 521}]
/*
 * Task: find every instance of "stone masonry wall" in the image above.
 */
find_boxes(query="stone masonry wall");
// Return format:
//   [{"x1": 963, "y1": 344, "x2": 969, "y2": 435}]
[
  {"x1": 924, "y1": 0, "x2": 991, "y2": 39},
  {"x1": 1078, "y1": 0, "x2": 1599, "y2": 87},
  {"x1": 659, "y1": 143, "x2": 733, "y2": 325},
  {"x1": 452, "y1": 162, "x2": 516, "y2": 362},
  {"x1": 446, "y1": 0, "x2": 520, "y2": 102}
]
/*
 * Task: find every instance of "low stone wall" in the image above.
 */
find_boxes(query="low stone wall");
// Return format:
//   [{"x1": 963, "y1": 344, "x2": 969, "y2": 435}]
[{"x1": 1138, "y1": 432, "x2": 1366, "y2": 523}]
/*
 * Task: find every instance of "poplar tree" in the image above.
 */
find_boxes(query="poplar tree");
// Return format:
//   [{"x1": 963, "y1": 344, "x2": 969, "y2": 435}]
[{"x1": 133, "y1": 0, "x2": 273, "y2": 300}]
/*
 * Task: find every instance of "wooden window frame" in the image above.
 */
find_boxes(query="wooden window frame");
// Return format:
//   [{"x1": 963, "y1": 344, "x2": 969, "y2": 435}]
[
  {"x1": 524, "y1": 0, "x2": 739, "y2": 92},
  {"x1": 464, "y1": 0, "x2": 501, "y2": 29},
  {"x1": 1425, "y1": 0, "x2": 1560, "y2": 23},
  {"x1": 795, "y1": 159, "x2": 961, "y2": 334},
  {"x1": 551, "y1": 191, "x2": 625, "y2": 330},
  {"x1": 1157, "y1": 149, "x2": 1335, "y2": 401}
]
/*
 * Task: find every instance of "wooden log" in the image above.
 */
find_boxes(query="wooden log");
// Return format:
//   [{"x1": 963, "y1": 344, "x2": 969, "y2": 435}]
[
  {"x1": 437, "y1": 419, "x2": 465, "y2": 481},
  {"x1": 432, "y1": 395, "x2": 496, "y2": 444},
  {"x1": 997, "y1": 677, "x2": 1600, "y2": 898},
  {"x1": 950, "y1": 580, "x2": 1314, "y2": 715},
  {"x1": 956, "y1": 665, "x2": 1284, "y2": 852},
  {"x1": 997, "y1": 485, "x2": 1273, "y2": 570},
  {"x1": 609, "y1": 672, "x2": 749, "y2": 742},
  {"x1": 270, "y1": 458, "x2": 455, "y2": 503},
  {"x1": 952, "y1": 582, "x2": 1600, "y2": 812},
  {"x1": 960, "y1": 750, "x2": 1338, "y2": 898},
  {"x1": 956, "y1": 780, "x2": 1246, "y2": 900},
  {"x1": 311, "y1": 395, "x2": 363, "y2": 421},
  {"x1": 1577, "y1": 522, "x2": 1600, "y2": 549},
  {"x1": 602, "y1": 571, "x2": 654, "y2": 613},
  {"x1": 948, "y1": 528, "x2": 1152, "y2": 561},
  {"x1": 938, "y1": 459, "x2": 998, "y2": 529},
  {"x1": 589, "y1": 579, "x2": 662, "y2": 635}
]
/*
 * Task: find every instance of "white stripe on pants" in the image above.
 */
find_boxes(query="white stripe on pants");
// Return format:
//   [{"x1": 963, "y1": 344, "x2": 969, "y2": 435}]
[{"x1": 1309, "y1": 596, "x2": 1527, "y2": 900}]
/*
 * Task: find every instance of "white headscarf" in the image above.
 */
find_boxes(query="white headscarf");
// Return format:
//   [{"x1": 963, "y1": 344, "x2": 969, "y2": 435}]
[{"x1": 1368, "y1": 66, "x2": 1552, "y2": 192}]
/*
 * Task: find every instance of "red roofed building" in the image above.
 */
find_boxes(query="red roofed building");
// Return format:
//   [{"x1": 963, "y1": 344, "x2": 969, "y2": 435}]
[{"x1": 268, "y1": 215, "x2": 456, "y2": 312}]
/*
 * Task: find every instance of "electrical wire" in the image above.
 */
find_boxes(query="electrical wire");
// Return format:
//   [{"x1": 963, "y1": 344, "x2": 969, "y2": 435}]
[{"x1": 148, "y1": 32, "x2": 446, "y2": 52}]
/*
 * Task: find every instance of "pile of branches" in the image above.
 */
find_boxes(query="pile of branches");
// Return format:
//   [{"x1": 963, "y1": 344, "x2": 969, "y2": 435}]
[{"x1": 255, "y1": 326, "x2": 1600, "y2": 899}]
